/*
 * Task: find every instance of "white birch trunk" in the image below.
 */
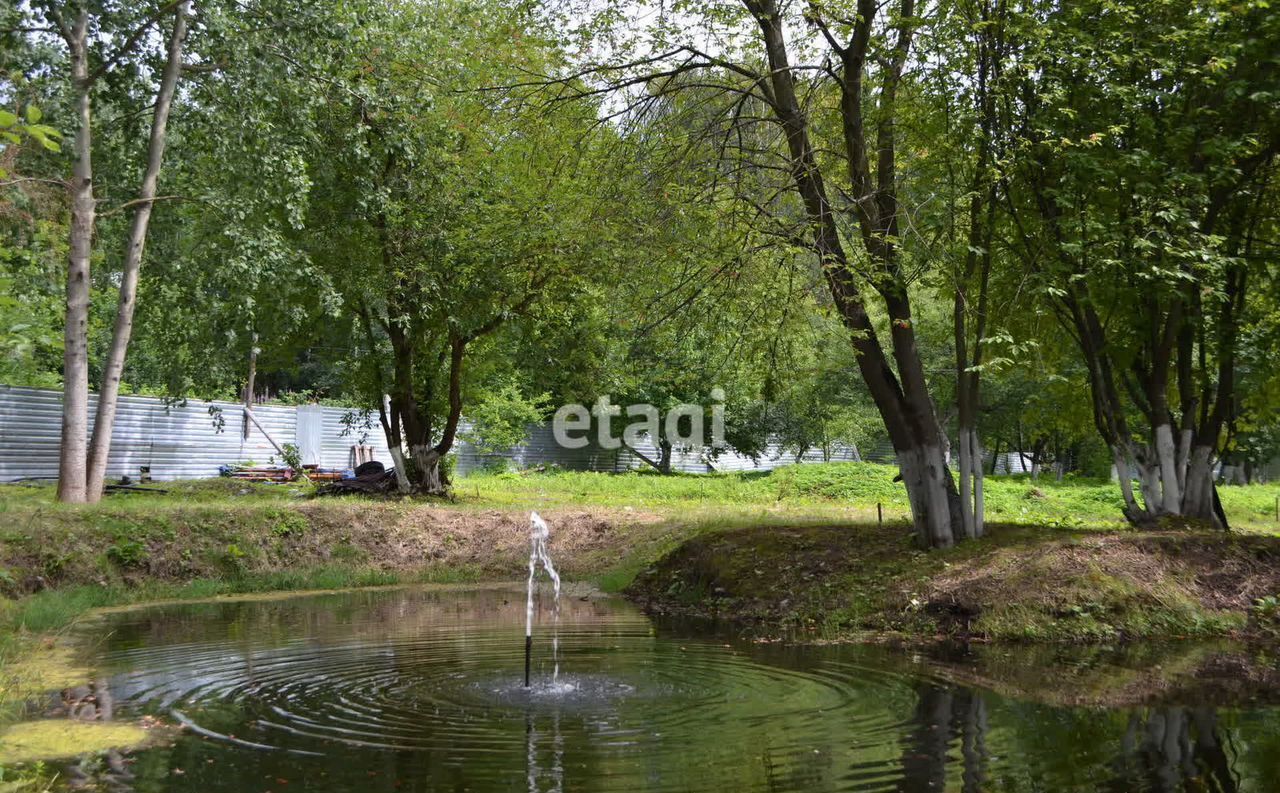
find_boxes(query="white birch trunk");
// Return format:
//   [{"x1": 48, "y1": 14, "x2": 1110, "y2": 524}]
[
  {"x1": 85, "y1": 1, "x2": 190, "y2": 501},
  {"x1": 56, "y1": 13, "x2": 94, "y2": 504}
]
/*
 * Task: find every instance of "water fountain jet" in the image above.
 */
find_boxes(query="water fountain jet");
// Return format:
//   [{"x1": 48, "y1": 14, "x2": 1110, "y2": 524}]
[{"x1": 525, "y1": 511, "x2": 560, "y2": 687}]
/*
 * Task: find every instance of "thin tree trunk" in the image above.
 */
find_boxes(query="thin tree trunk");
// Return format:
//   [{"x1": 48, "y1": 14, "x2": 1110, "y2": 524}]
[
  {"x1": 1152, "y1": 422, "x2": 1181, "y2": 514},
  {"x1": 970, "y1": 430, "x2": 985, "y2": 537},
  {"x1": 957, "y1": 425, "x2": 974, "y2": 539},
  {"x1": 1111, "y1": 444, "x2": 1148, "y2": 524},
  {"x1": 361, "y1": 310, "x2": 411, "y2": 493},
  {"x1": 57, "y1": 12, "x2": 94, "y2": 504},
  {"x1": 954, "y1": 279, "x2": 975, "y2": 539},
  {"x1": 242, "y1": 332, "x2": 258, "y2": 440},
  {"x1": 84, "y1": 0, "x2": 190, "y2": 501}
]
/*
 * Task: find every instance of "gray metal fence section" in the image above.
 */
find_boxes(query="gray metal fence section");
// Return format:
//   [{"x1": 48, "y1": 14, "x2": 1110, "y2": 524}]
[
  {"x1": 0, "y1": 386, "x2": 391, "y2": 482},
  {"x1": 2, "y1": 384, "x2": 898, "y2": 482}
]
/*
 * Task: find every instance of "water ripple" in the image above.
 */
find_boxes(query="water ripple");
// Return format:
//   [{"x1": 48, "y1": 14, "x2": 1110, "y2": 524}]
[{"x1": 80, "y1": 586, "x2": 1271, "y2": 793}]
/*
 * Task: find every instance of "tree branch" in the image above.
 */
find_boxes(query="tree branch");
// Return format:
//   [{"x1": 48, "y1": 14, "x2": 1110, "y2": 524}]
[{"x1": 88, "y1": 0, "x2": 184, "y2": 83}]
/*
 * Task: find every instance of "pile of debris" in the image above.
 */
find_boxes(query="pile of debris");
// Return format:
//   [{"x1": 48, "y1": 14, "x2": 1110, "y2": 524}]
[
  {"x1": 220, "y1": 464, "x2": 296, "y2": 483},
  {"x1": 315, "y1": 461, "x2": 398, "y2": 496},
  {"x1": 219, "y1": 463, "x2": 350, "y2": 483}
]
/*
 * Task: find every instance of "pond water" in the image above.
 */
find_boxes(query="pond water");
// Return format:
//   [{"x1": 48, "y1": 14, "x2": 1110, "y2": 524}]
[{"x1": 68, "y1": 585, "x2": 1280, "y2": 792}]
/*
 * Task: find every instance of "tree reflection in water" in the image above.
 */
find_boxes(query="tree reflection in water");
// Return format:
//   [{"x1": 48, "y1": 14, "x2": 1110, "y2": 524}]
[
  {"x1": 1112, "y1": 706, "x2": 1239, "y2": 793},
  {"x1": 896, "y1": 682, "x2": 1246, "y2": 793}
]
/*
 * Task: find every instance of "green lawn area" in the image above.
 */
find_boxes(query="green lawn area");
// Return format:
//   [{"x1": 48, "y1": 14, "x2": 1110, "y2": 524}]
[
  {"x1": 458, "y1": 463, "x2": 1280, "y2": 532},
  {"x1": 3, "y1": 461, "x2": 1277, "y2": 530}
]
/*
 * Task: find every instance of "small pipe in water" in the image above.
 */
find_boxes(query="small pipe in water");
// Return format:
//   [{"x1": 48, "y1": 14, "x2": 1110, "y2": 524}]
[{"x1": 525, "y1": 633, "x2": 532, "y2": 688}]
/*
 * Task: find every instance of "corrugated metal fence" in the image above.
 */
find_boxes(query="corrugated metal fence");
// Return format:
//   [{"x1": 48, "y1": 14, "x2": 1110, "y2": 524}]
[
  {"x1": 0, "y1": 385, "x2": 391, "y2": 482},
  {"x1": 0, "y1": 384, "x2": 898, "y2": 482}
]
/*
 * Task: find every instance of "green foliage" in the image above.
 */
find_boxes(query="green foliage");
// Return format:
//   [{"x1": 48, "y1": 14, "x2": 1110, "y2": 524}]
[
  {"x1": 0, "y1": 758, "x2": 57, "y2": 791},
  {"x1": 0, "y1": 104, "x2": 60, "y2": 162},
  {"x1": 0, "y1": 220, "x2": 67, "y2": 388},
  {"x1": 105, "y1": 539, "x2": 146, "y2": 569},
  {"x1": 460, "y1": 382, "x2": 550, "y2": 455},
  {"x1": 1252, "y1": 595, "x2": 1280, "y2": 634},
  {"x1": 279, "y1": 443, "x2": 303, "y2": 472},
  {"x1": 266, "y1": 509, "x2": 308, "y2": 538},
  {"x1": 1, "y1": 0, "x2": 1277, "y2": 526}
]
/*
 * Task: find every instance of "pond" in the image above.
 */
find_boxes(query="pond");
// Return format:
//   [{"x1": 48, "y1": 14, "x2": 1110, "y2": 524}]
[{"x1": 59, "y1": 585, "x2": 1280, "y2": 791}]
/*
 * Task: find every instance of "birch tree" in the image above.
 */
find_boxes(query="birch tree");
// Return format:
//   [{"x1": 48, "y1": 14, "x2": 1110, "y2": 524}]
[{"x1": 28, "y1": 0, "x2": 192, "y2": 503}]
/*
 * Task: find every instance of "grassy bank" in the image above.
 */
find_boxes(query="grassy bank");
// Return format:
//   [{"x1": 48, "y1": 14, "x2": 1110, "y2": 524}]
[
  {"x1": 2, "y1": 463, "x2": 1278, "y2": 653},
  {"x1": 627, "y1": 521, "x2": 1280, "y2": 642},
  {"x1": 460, "y1": 464, "x2": 1280, "y2": 531}
]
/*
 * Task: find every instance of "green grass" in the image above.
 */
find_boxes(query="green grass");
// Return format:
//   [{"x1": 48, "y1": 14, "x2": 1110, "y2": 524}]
[
  {"x1": 4, "y1": 463, "x2": 1277, "y2": 530},
  {"x1": 457, "y1": 463, "x2": 1279, "y2": 532}
]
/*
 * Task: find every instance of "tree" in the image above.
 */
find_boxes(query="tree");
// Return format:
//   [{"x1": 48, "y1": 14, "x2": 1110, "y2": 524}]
[
  {"x1": 914, "y1": 0, "x2": 1016, "y2": 536},
  {"x1": 26, "y1": 0, "x2": 192, "y2": 503},
  {"x1": 1002, "y1": 0, "x2": 1279, "y2": 526},
  {"x1": 541, "y1": 0, "x2": 973, "y2": 545},
  {"x1": 84, "y1": 1, "x2": 191, "y2": 500},
  {"x1": 304, "y1": 0, "x2": 606, "y2": 493}
]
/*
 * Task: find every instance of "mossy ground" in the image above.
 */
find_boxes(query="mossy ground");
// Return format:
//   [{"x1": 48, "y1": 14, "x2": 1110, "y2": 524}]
[{"x1": 0, "y1": 720, "x2": 150, "y2": 765}]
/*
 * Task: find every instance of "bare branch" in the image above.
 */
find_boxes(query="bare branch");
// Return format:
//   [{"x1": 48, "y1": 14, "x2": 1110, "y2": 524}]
[
  {"x1": 98, "y1": 194, "x2": 191, "y2": 215},
  {"x1": 0, "y1": 176, "x2": 68, "y2": 189}
]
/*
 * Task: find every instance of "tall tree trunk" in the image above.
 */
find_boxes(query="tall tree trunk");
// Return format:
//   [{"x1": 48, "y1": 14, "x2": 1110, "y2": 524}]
[
  {"x1": 56, "y1": 12, "x2": 93, "y2": 504},
  {"x1": 359, "y1": 305, "x2": 412, "y2": 492},
  {"x1": 1110, "y1": 444, "x2": 1146, "y2": 522},
  {"x1": 1182, "y1": 444, "x2": 1223, "y2": 529},
  {"x1": 84, "y1": 0, "x2": 189, "y2": 502},
  {"x1": 1151, "y1": 422, "x2": 1181, "y2": 514},
  {"x1": 402, "y1": 336, "x2": 468, "y2": 495},
  {"x1": 747, "y1": 0, "x2": 959, "y2": 547},
  {"x1": 957, "y1": 420, "x2": 974, "y2": 539}
]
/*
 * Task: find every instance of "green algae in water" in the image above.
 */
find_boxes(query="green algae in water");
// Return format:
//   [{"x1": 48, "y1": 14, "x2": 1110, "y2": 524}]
[{"x1": 0, "y1": 720, "x2": 149, "y2": 764}]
